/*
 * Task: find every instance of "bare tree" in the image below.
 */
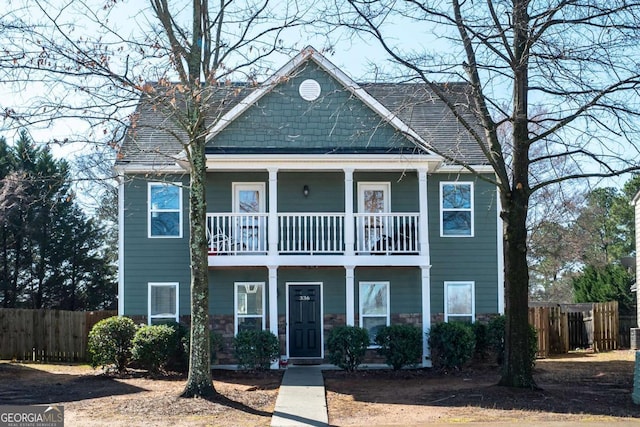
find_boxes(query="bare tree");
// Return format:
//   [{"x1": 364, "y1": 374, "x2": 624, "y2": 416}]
[
  {"x1": 330, "y1": 0, "x2": 640, "y2": 387},
  {"x1": 3, "y1": 0, "x2": 308, "y2": 397}
]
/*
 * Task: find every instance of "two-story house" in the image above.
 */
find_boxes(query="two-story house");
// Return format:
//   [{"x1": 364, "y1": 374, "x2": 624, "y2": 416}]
[{"x1": 116, "y1": 47, "x2": 504, "y2": 366}]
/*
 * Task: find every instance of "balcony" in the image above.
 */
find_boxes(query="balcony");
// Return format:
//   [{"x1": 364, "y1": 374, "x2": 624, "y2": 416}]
[{"x1": 206, "y1": 212, "x2": 419, "y2": 256}]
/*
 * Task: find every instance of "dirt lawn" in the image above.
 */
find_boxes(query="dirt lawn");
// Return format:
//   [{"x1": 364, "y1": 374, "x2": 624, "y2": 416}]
[{"x1": 0, "y1": 350, "x2": 637, "y2": 426}]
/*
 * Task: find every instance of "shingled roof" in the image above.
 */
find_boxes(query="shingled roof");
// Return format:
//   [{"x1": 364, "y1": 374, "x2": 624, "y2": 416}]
[{"x1": 117, "y1": 49, "x2": 488, "y2": 168}]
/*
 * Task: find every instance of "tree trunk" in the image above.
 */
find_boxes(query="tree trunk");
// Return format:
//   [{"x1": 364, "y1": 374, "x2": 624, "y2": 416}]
[
  {"x1": 181, "y1": 132, "x2": 216, "y2": 398},
  {"x1": 499, "y1": 0, "x2": 534, "y2": 388},
  {"x1": 499, "y1": 192, "x2": 535, "y2": 388}
]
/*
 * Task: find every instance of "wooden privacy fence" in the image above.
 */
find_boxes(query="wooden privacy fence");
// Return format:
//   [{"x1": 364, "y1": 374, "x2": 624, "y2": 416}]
[
  {"x1": 528, "y1": 301, "x2": 619, "y2": 357},
  {"x1": 0, "y1": 309, "x2": 117, "y2": 362}
]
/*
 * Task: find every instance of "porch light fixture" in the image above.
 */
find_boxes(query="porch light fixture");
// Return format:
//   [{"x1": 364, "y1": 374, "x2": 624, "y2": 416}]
[{"x1": 303, "y1": 185, "x2": 310, "y2": 197}]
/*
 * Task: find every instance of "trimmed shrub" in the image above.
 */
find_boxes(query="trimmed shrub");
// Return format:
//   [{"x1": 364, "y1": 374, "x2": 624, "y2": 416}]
[
  {"x1": 427, "y1": 321, "x2": 475, "y2": 370},
  {"x1": 487, "y1": 315, "x2": 538, "y2": 368},
  {"x1": 88, "y1": 316, "x2": 137, "y2": 372},
  {"x1": 472, "y1": 321, "x2": 490, "y2": 359},
  {"x1": 374, "y1": 324, "x2": 422, "y2": 370},
  {"x1": 131, "y1": 324, "x2": 177, "y2": 373},
  {"x1": 233, "y1": 330, "x2": 279, "y2": 370},
  {"x1": 171, "y1": 324, "x2": 224, "y2": 370},
  {"x1": 327, "y1": 325, "x2": 370, "y2": 372}
]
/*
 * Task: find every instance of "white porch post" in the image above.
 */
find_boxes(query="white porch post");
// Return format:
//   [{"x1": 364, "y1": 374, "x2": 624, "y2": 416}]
[
  {"x1": 268, "y1": 168, "x2": 278, "y2": 257},
  {"x1": 268, "y1": 265, "x2": 279, "y2": 369},
  {"x1": 344, "y1": 168, "x2": 355, "y2": 256},
  {"x1": 345, "y1": 266, "x2": 355, "y2": 326},
  {"x1": 418, "y1": 169, "x2": 432, "y2": 367},
  {"x1": 421, "y1": 266, "x2": 432, "y2": 367}
]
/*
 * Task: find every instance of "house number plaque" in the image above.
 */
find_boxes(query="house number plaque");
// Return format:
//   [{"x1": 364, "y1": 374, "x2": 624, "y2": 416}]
[{"x1": 297, "y1": 295, "x2": 311, "y2": 301}]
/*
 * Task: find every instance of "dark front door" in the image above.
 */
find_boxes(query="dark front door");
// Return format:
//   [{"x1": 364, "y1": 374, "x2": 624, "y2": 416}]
[{"x1": 289, "y1": 284, "x2": 322, "y2": 358}]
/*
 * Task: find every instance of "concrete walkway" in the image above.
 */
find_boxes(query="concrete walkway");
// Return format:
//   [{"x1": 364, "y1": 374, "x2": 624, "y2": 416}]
[{"x1": 271, "y1": 366, "x2": 328, "y2": 427}]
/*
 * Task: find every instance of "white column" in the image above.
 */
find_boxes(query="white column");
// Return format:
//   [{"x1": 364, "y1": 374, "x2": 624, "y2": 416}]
[
  {"x1": 418, "y1": 169, "x2": 432, "y2": 367},
  {"x1": 268, "y1": 168, "x2": 278, "y2": 257},
  {"x1": 345, "y1": 266, "x2": 355, "y2": 326},
  {"x1": 421, "y1": 266, "x2": 432, "y2": 367},
  {"x1": 418, "y1": 169, "x2": 430, "y2": 260},
  {"x1": 268, "y1": 265, "x2": 279, "y2": 369},
  {"x1": 117, "y1": 174, "x2": 125, "y2": 316},
  {"x1": 344, "y1": 168, "x2": 355, "y2": 256}
]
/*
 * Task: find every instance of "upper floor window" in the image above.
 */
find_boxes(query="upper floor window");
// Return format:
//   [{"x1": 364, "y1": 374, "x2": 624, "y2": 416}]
[
  {"x1": 359, "y1": 281, "x2": 390, "y2": 345},
  {"x1": 149, "y1": 182, "x2": 182, "y2": 238},
  {"x1": 148, "y1": 282, "x2": 179, "y2": 324},
  {"x1": 444, "y1": 281, "x2": 475, "y2": 323},
  {"x1": 440, "y1": 182, "x2": 474, "y2": 237}
]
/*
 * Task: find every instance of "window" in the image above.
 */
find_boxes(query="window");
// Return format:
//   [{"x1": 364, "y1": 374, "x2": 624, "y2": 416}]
[
  {"x1": 357, "y1": 183, "x2": 390, "y2": 251},
  {"x1": 359, "y1": 282, "x2": 390, "y2": 344},
  {"x1": 440, "y1": 182, "x2": 474, "y2": 237},
  {"x1": 235, "y1": 282, "x2": 265, "y2": 334},
  {"x1": 149, "y1": 182, "x2": 182, "y2": 238},
  {"x1": 148, "y1": 283, "x2": 179, "y2": 324},
  {"x1": 444, "y1": 281, "x2": 475, "y2": 323},
  {"x1": 232, "y1": 183, "x2": 266, "y2": 252}
]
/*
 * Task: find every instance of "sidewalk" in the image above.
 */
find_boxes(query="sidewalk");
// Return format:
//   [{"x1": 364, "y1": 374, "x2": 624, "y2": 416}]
[{"x1": 271, "y1": 366, "x2": 328, "y2": 427}]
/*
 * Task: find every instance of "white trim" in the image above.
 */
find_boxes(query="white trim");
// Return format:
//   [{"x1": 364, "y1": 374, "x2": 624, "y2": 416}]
[
  {"x1": 234, "y1": 282, "x2": 266, "y2": 335},
  {"x1": 285, "y1": 282, "x2": 324, "y2": 359},
  {"x1": 232, "y1": 182, "x2": 266, "y2": 213},
  {"x1": 345, "y1": 266, "x2": 355, "y2": 326},
  {"x1": 497, "y1": 188, "x2": 505, "y2": 314},
  {"x1": 359, "y1": 281, "x2": 391, "y2": 346},
  {"x1": 439, "y1": 181, "x2": 474, "y2": 237},
  {"x1": 205, "y1": 47, "x2": 437, "y2": 157},
  {"x1": 114, "y1": 164, "x2": 186, "y2": 174},
  {"x1": 444, "y1": 281, "x2": 475, "y2": 322},
  {"x1": 437, "y1": 165, "x2": 495, "y2": 173},
  {"x1": 148, "y1": 282, "x2": 179, "y2": 324},
  {"x1": 344, "y1": 169, "x2": 355, "y2": 256},
  {"x1": 206, "y1": 154, "x2": 443, "y2": 172},
  {"x1": 117, "y1": 175, "x2": 125, "y2": 316},
  {"x1": 148, "y1": 182, "x2": 183, "y2": 238}
]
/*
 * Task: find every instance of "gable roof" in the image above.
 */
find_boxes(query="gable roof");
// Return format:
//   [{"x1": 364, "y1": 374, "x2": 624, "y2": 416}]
[{"x1": 117, "y1": 47, "x2": 488, "y2": 168}]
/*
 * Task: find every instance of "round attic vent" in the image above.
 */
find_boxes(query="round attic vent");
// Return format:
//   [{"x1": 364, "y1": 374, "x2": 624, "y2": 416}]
[{"x1": 299, "y1": 79, "x2": 321, "y2": 101}]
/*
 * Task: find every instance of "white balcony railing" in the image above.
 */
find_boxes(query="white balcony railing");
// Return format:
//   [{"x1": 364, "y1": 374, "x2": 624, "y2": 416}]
[
  {"x1": 279, "y1": 213, "x2": 345, "y2": 254},
  {"x1": 206, "y1": 212, "x2": 419, "y2": 256},
  {"x1": 206, "y1": 213, "x2": 268, "y2": 254},
  {"x1": 354, "y1": 213, "x2": 419, "y2": 254}
]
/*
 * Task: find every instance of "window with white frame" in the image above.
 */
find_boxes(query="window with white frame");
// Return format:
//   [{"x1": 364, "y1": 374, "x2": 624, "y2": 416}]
[
  {"x1": 149, "y1": 182, "x2": 182, "y2": 238},
  {"x1": 235, "y1": 282, "x2": 265, "y2": 334},
  {"x1": 440, "y1": 182, "x2": 474, "y2": 237},
  {"x1": 148, "y1": 282, "x2": 179, "y2": 324},
  {"x1": 444, "y1": 281, "x2": 475, "y2": 323},
  {"x1": 359, "y1": 282, "x2": 390, "y2": 344}
]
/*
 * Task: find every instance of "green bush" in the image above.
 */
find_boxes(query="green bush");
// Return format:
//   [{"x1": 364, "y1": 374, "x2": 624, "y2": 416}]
[
  {"x1": 169, "y1": 323, "x2": 223, "y2": 370},
  {"x1": 427, "y1": 321, "x2": 475, "y2": 370},
  {"x1": 487, "y1": 315, "x2": 538, "y2": 368},
  {"x1": 327, "y1": 326, "x2": 370, "y2": 372},
  {"x1": 472, "y1": 321, "x2": 489, "y2": 359},
  {"x1": 131, "y1": 324, "x2": 177, "y2": 373},
  {"x1": 88, "y1": 316, "x2": 137, "y2": 372},
  {"x1": 233, "y1": 330, "x2": 279, "y2": 370},
  {"x1": 374, "y1": 324, "x2": 422, "y2": 370}
]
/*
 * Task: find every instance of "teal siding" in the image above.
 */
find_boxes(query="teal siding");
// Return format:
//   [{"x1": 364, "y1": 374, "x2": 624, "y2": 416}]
[
  {"x1": 427, "y1": 174, "x2": 499, "y2": 315},
  {"x1": 355, "y1": 267, "x2": 421, "y2": 314},
  {"x1": 278, "y1": 172, "x2": 344, "y2": 212},
  {"x1": 354, "y1": 171, "x2": 419, "y2": 212},
  {"x1": 206, "y1": 172, "x2": 268, "y2": 212},
  {"x1": 277, "y1": 268, "x2": 345, "y2": 315},
  {"x1": 209, "y1": 268, "x2": 268, "y2": 315},
  {"x1": 210, "y1": 63, "x2": 414, "y2": 152},
  {"x1": 122, "y1": 175, "x2": 191, "y2": 316}
]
